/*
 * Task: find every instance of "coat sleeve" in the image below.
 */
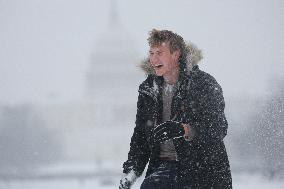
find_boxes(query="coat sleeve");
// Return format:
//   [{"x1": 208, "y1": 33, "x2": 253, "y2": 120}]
[
  {"x1": 122, "y1": 92, "x2": 151, "y2": 177},
  {"x1": 190, "y1": 75, "x2": 228, "y2": 143},
  {"x1": 173, "y1": 74, "x2": 229, "y2": 181},
  {"x1": 174, "y1": 73, "x2": 228, "y2": 151}
]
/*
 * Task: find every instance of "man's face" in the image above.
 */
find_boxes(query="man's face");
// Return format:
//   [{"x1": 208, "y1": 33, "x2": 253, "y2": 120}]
[{"x1": 149, "y1": 42, "x2": 180, "y2": 77}]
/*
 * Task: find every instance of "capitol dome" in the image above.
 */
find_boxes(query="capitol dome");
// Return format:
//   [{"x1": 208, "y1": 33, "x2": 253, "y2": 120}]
[{"x1": 86, "y1": 1, "x2": 142, "y2": 103}]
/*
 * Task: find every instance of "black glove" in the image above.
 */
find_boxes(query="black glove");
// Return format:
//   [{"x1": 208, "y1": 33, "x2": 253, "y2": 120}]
[{"x1": 153, "y1": 120, "x2": 185, "y2": 144}]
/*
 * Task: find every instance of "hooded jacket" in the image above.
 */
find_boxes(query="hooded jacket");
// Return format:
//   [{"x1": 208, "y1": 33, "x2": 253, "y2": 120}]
[{"x1": 122, "y1": 42, "x2": 232, "y2": 188}]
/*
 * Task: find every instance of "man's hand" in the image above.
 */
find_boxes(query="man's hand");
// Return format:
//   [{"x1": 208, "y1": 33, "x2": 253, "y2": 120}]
[
  {"x1": 119, "y1": 171, "x2": 137, "y2": 189},
  {"x1": 153, "y1": 120, "x2": 185, "y2": 144}
]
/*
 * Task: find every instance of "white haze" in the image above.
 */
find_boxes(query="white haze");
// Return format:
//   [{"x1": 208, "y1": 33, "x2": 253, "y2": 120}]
[
  {"x1": 0, "y1": 0, "x2": 283, "y2": 104},
  {"x1": 0, "y1": 0, "x2": 283, "y2": 188}
]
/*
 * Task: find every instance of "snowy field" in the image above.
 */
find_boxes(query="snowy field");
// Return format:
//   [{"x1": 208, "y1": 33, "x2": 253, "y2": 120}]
[{"x1": 0, "y1": 172, "x2": 283, "y2": 189}]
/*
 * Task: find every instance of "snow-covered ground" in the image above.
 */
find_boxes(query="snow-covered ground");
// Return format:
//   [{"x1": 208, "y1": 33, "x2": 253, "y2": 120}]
[{"x1": 0, "y1": 172, "x2": 283, "y2": 189}]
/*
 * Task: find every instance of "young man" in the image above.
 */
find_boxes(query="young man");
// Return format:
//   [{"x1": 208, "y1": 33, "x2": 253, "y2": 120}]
[{"x1": 119, "y1": 29, "x2": 232, "y2": 189}]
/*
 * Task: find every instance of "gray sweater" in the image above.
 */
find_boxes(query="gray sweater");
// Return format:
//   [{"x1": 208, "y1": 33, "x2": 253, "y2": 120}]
[{"x1": 159, "y1": 82, "x2": 177, "y2": 160}]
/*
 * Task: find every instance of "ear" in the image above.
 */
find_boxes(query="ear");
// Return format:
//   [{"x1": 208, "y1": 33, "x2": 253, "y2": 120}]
[{"x1": 173, "y1": 50, "x2": 181, "y2": 61}]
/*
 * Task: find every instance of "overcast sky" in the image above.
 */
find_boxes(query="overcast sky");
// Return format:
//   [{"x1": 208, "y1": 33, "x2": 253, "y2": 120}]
[{"x1": 0, "y1": 0, "x2": 283, "y2": 105}]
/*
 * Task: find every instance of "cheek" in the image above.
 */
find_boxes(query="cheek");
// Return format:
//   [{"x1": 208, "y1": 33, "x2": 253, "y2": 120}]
[{"x1": 150, "y1": 56, "x2": 158, "y2": 64}]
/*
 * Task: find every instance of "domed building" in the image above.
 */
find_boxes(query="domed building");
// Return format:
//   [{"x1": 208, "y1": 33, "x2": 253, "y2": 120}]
[
  {"x1": 86, "y1": 1, "x2": 142, "y2": 104},
  {"x1": 85, "y1": 0, "x2": 143, "y2": 128},
  {"x1": 37, "y1": 1, "x2": 144, "y2": 164},
  {"x1": 0, "y1": 0, "x2": 144, "y2": 176}
]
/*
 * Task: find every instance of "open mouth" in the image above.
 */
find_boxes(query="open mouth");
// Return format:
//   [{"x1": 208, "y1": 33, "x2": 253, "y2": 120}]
[{"x1": 154, "y1": 65, "x2": 163, "y2": 68}]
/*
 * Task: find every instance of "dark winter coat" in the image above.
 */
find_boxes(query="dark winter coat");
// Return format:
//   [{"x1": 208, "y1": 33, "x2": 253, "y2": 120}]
[{"x1": 123, "y1": 43, "x2": 232, "y2": 188}]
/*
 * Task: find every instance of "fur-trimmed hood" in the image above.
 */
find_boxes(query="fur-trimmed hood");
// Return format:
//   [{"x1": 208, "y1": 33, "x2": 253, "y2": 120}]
[{"x1": 140, "y1": 41, "x2": 203, "y2": 75}]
